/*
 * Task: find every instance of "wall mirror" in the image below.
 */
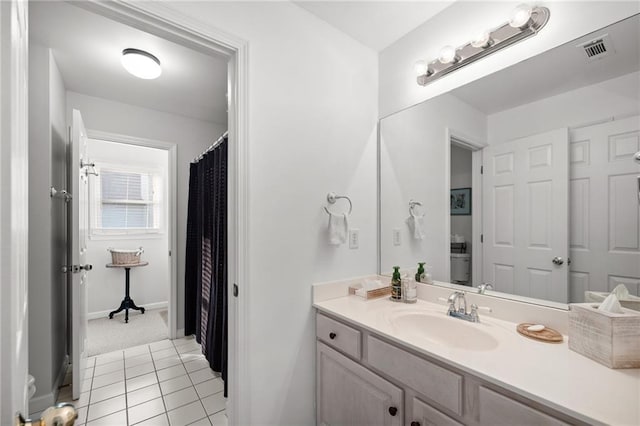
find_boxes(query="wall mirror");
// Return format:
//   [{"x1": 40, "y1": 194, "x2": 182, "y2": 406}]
[{"x1": 379, "y1": 14, "x2": 640, "y2": 309}]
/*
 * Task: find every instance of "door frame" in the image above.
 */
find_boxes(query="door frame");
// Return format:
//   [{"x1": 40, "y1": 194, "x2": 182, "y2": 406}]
[
  {"x1": 64, "y1": 2, "x2": 250, "y2": 423},
  {"x1": 446, "y1": 128, "x2": 485, "y2": 287},
  {"x1": 86, "y1": 130, "x2": 179, "y2": 339}
]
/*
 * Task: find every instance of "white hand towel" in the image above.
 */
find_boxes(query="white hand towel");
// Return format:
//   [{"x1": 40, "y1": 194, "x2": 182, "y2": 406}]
[
  {"x1": 328, "y1": 213, "x2": 349, "y2": 245},
  {"x1": 406, "y1": 211, "x2": 425, "y2": 240}
]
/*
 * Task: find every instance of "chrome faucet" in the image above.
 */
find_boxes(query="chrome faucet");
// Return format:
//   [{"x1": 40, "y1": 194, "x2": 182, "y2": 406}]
[
  {"x1": 445, "y1": 291, "x2": 491, "y2": 323},
  {"x1": 477, "y1": 283, "x2": 494, "y2": 294}
]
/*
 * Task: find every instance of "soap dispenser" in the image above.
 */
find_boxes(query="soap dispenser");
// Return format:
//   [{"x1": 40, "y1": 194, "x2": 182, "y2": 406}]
[{"x1": 391, "y1": 266, "x2": 402, "y2": 301}]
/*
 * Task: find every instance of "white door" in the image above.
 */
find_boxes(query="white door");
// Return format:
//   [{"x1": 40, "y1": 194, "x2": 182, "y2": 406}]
[
  {"x1": 0, "y1": 0, "x2": 30, "y2": 422},
  {"x1": 483, "y1": 128, "x2": 569, "y2": 302},
  {"x1": 569, "y1": 116, "x2": 640, "y2": 301},
  {"x1": 70, "y1": 109, "x2": 90, "y2": 399}
]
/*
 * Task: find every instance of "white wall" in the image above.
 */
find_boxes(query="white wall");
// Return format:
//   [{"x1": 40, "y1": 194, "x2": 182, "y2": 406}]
[
  {"x1": 379, "y1": 1, "x2": 640, "y2": 118},
  {"x1": 86, "y1": 140, "x2": 169, "y2": 319},
  {"x1": 380, "y1": 94, "x2": 485, "y2": 281},
  {"x1": 66, "y1": 91, "x2": 226, "y2": 331},
  {"x1": 450, "y1": 144, "x2": 472, "y2": 255},
  {"x1": 487, "y1": 71, "x2": 640, "y2": 144},
  {"x1": 160, "y1": 2, "x2": 379, "y2": 424},
  {"x1": 28, "y1": 44, "x2": 68, "y2": 413}
]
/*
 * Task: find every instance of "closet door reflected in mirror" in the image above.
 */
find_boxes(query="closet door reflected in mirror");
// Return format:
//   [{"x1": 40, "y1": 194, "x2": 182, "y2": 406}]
[{"x1": 378, "y1": 15, "x2": 640, "y2": 308}]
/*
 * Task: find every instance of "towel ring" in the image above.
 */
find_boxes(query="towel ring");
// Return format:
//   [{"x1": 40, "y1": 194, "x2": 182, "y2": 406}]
[
  {"x1": 324, "y1": 192, "x2": 353, "y2": 215},
  {"x1": 409, "y1": 199, "x2": 423, "y2": 217}
]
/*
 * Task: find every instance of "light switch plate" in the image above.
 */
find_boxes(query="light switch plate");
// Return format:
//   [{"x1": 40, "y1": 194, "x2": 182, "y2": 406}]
[
  {"x1": 349, "y1": 229, "x2": 359, "y2": 249},
  {"x1": 393, "y1": 228, "x2": 401, "y2": 246}
]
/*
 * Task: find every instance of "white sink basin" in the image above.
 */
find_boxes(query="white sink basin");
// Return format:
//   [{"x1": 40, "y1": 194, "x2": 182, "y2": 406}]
[{"x1": 385, "y1": 310, "x2": 499, "y2": 351}]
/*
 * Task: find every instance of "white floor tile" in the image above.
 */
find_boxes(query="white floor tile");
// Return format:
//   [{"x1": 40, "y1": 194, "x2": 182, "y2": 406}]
[
  {"x1": 175, "y1": 342, "x2": 200, "y2": 354},
  {"x1": 86, "y1": 394, "x2": 126, "y2": 422},
  {"x1": 126, "y1": 353, "x2": 154, "y2": 368},
  {"x1": 201, "y1": 392, "x2": 226, "y2": 416},
  {"x1": 135, "y1": 413, "x2": 170, "y2": 426},
  {"x1": 167, "y1": 401, "x2": 206, "y2": 426},
  {"x1": 76, "y1": 406, "x2": 88, "y2": 425},
  {"x1": 171, "y1": 336, "x2": 195, "y2": 348},
  {"x1": 154, "y1": 355, "x2": 182, "y2": 370},
  {"x1": 94, "y1": 360, "x2": 125, "y2": 377},
  {"x1": 149, "y1": 340, "x2": 174, "y2": 351},
  {"x1": 86, "y1": 409, "x2": 127, "y2": 426},
  {"x1": 126, "y1": 362, "x2": 156, "y2": 379},
  {"x1": 208, "y1": 411, "x2": 227, "y2": 426},
  {"x1": 86, "y1": 357, "x2": 97, "y2": 367},
  {"x1": 188, "y1": 368, "x2": 217, "y2": 385},
  {"x1": 183, "y1": 359, "x2": 209, "y2": 373},
  {"x1": 95, "y1": 351, "x2": 123, "y2": 366},
  {"x1": 127, "y1": 383, "x2": 162, "y2": 408},
  {"x1": 127, "y1": 397, "x2": 166, "y2": 425},
  {"x1": 157, "y1": 364, "x2": 187, "y2": 382},
  {"x1": 159, "y1": 375, "x2": 192, "y2": 395},
  {"x1": 90, "y1": 381, "x2": 125, "y2": 404},
  {"x1": 125, "y1": 344, "x2": 151, "y2": 358},
  {"x1": 76, "y1": 391, "x2": 91, "y2": 408},
  {"x1": 178, "y1": 349, "x2": 203, "y2": 359},
  {"x1": 162, "y1": 386, "x2": 199, "y2": 411},
  {"x1": 81, "y1": 378, "x2": 93, "y2": 393},
  {"x1": 187, "y1": 417, "x2": 211, "y2": 426},
  {"x1": 152, "y1": 347, "x2": 178, "y2": 361},
  {"x1": 127, "y1": 372, "x2": 158, "y2": 392},
  {"x1": 92, "y1": 370, "x2": 125, "y2": 389},
  {"x1": 194, "y1": 378, "x2": 224, "y2": 399}
]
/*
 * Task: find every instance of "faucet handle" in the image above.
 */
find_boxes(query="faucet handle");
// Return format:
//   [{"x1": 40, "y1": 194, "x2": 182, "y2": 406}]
[{"x1": 470, "y1": 304, "x2": 492, "y2": 313}]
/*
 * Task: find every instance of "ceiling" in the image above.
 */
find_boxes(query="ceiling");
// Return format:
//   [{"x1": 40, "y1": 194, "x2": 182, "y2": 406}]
[
  {"x1": 452, "y1": 15, "x2": 640, "y2": 115},
  {"x1": 294, "y1": 1, "x2": 455, "y2": 51},
  {"x1": 29, "y1": 2, "x2": 228, "y2": 125}
]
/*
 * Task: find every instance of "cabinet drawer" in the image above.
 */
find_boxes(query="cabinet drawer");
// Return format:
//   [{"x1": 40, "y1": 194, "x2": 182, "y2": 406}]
[
  {"x1": 478, "y1": 386, "x2": 569, "y2": 426},
  {"x1": 316, "y1": 313, "x2": 362, "y2": 359},
  {"x1": 367, "y1": 336, "x2": 463, "y2": 416},
  {"x1": 411, "y1": 397, "x2": 463, "y2": 426}
]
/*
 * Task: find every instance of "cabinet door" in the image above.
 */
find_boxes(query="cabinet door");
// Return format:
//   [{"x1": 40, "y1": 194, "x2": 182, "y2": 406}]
[
  {"x1": 411, "y1": 397, "x2": 463, "y2": 426},
  {"x1": 478, "y1": 386, "x2": 569, "y2": 426},
  {"x1": 317, "y1": 342, "x2": 403, "y2": 426}
]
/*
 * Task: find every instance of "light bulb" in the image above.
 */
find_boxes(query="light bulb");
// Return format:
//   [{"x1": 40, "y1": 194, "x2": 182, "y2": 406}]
[
  {"x1": 414, "y1": 60, "x2": 428, "y2": 76},
  {"x1": 470, "y1": 30, "x2": 492, "y2": 48},
  {"x1": 121, "y1": 48, "x2": 162, "y2": 80},
  {"x1": 438, "y1": 45, "x2": 458, "y2": 64},
  {"x1": 509, "y1": 4, "x2": 532, "y2": 28}
]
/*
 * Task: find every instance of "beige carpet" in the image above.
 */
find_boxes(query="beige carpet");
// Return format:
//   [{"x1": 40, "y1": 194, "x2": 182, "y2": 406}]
[{"x1": 87, "y1": 308, "x2": 168, "y2": 356}]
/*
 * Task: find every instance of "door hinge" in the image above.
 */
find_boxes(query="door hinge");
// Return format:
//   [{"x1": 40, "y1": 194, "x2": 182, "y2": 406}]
[
  {"x1": 480, "y1": 234, "x2": 484, "y2": 243},
  {"x1": 62, "y1": 264, "x2": 93, "y2": 273},
  {"x1": 169, "y1": 250, "x2": 172, "y2": 257},
  {"x1": 480, "y1": 165, "x2": 484, "y2": 175},
  {"x1": 233, "y1": 283, "x2": 239, "y2": 297}
]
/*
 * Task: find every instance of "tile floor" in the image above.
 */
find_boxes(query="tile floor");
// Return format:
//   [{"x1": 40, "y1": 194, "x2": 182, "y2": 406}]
[{"x1": 56, "y1": 336, "x2": 227, "y2": 426}]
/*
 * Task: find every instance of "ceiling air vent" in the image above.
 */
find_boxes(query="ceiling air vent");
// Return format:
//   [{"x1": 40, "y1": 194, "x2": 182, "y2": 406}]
[{"x1": 577, "y1": 34, "x2": 615, "y2": 61}]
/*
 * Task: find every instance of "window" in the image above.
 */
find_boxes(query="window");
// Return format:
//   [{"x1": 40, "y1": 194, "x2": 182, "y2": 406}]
[{"x1": 91, "y1": 167, "x2": 163, "y2": 236}]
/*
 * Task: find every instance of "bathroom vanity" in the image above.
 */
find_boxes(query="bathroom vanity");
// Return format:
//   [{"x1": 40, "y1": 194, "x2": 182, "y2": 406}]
[{"x1": 313, "y1": 283, "x2": 640, "y2": 426}]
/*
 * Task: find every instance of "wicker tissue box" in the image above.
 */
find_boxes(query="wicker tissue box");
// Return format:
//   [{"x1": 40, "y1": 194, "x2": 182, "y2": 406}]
[{"x1": 568, "y1": 303, "x2": 640, "y2": 369}]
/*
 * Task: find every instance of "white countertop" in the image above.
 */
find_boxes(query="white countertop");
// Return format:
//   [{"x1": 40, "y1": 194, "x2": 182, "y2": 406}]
[{"x1": 314, "y1": 296, "x2": 640, "y2": 426}]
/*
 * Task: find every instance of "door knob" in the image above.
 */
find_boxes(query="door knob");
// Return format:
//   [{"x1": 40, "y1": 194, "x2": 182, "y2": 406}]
[
  {"x1": 552, "y1": 257, "x2": 564, "y2": 265},
  {"x1": 388, "y1": 406, "x2": 398, "y2": 416},
  {"x1": 329, "y1": 332, "x2": 336, "y2": 340}
]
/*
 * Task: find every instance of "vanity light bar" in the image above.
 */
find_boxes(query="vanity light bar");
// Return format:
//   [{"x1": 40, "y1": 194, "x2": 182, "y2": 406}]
[{"x1": 415, "y1": 5, "x2": 550, "y2": 86}]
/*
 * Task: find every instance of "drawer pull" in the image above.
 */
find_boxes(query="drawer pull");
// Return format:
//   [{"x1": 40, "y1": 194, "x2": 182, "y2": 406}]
[
  {"x1": 411, "y1": 422, "x2": 421, "y2": 426},
  {"x1": 388, "y1": 406, "x2": 398, "y2": 416},
  {"x1": 329, "y1": 332, "x2": 337, "y2": 340}
]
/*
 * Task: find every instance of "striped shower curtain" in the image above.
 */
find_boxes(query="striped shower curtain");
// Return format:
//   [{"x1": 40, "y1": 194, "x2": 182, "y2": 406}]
[{"x1": 184, "y1": 136, "x2": 228, "y2": 396}]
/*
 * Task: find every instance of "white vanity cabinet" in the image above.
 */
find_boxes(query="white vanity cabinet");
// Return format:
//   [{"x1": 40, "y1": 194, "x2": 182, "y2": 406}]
[{"x1": 316, "y1": 312, "x2": 583, "y2": 426}]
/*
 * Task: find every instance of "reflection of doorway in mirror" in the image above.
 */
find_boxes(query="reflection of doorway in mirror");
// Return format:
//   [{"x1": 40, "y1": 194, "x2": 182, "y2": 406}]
[{"x1": 450, "y1": 140, "x2": 477, "y2": 287}]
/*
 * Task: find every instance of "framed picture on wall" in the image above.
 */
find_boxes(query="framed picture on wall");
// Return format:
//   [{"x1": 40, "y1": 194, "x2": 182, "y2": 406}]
[{"x1": 451, "y1": 188, "x2": 471, "y2": 215}]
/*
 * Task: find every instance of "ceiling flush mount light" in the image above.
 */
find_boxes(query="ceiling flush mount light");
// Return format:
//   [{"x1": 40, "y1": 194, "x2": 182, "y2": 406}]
[
  {"x1": 121, "y1": 48, "x2": 162, "y2": 80},
  {"x1": 414, "y1": 4, "x2": 549, "y2": 87}
]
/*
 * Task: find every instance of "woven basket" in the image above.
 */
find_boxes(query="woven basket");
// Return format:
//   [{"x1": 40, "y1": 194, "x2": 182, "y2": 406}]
[{"x1": 107, "y1": 247, "x2": 144, "y2": 265}]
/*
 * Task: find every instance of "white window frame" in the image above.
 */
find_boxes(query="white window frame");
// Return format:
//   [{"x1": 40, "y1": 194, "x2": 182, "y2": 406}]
[{"x1": 89, "y1": 162, "x2": 166, "y2": 240}]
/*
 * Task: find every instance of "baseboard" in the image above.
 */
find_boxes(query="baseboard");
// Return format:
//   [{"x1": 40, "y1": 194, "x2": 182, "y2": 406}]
[
  {"x1": 29, "y1": 354, "x2": 70, "y2": 417},
  {"x1": 88, "y1": 301, "x2": 168, "y2": 320},
  {"x1": 176, "y1": 328, "x2": 185, "y2": 338}
]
